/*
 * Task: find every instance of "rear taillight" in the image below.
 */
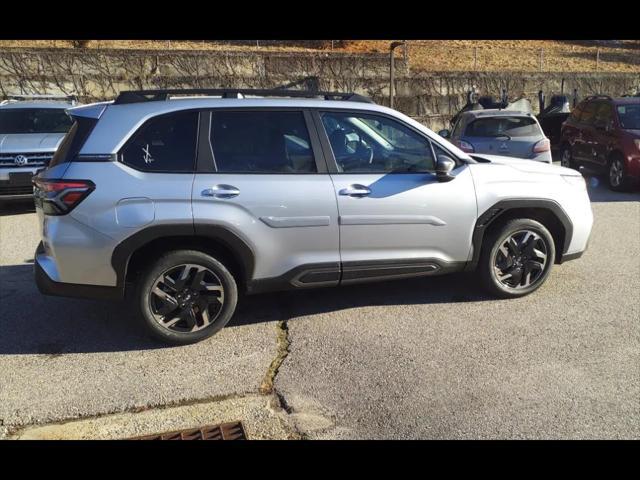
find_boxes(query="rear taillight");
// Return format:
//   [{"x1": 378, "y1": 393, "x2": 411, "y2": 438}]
[
  {"x1": 32, "y1": 177, "x2": 95, "y2": 215},
  {"x1": 456, "y1": 140, "x2": 475, "y2": 153},
  {"x1": 533, "y1": 138, "x2": 551, "y2": 153}
]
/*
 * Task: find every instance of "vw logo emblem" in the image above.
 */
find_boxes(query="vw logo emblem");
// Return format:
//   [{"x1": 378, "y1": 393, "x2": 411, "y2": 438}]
[{"x1": 14, "y1": 155, "x2": 28, "y2": 166}]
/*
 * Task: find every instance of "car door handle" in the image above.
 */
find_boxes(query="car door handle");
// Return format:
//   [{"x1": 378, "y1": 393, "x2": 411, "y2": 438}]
[
  {"x1": 201, "y1": 185, "x2": 240, "y2": 199},
  {"x1": 339, "y1": 185, "x2": 371, "y2": 197}
]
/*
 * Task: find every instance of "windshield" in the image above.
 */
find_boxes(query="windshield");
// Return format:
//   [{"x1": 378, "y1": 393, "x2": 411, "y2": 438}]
[
  {"x1": 617, "y1": 104, "x2": 640, "y2": 129},
  {"x1": 0, "y1": 108, "x2": 73, "y2": 134},
  {"x1": 465, "y1": 116, "x2": 541, "y2": 137}
]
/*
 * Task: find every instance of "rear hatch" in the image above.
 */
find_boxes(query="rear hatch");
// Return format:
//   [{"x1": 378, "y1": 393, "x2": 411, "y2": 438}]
[
  {"x1": 464, "y1": 115, "x2": 544, "y2": 159},
  {"x1": 33, "y1": 103, "x2": 106, "y2": 229}
]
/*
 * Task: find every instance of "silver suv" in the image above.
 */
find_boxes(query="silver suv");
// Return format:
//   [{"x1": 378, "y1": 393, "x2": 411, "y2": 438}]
[
  {"x1": 0, "y1": 95, "x2": 77, "y2": 200},
  {"x1": 33, "y1": 89, "x2": 593, "y2": 345}
]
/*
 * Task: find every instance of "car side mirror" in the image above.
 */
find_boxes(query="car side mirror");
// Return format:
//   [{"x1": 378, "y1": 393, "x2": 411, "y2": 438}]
[
  {"x1": 435, "y1": 155, "x2": 456, "y2": 182},
  {"x1": 438, "y1": 129, "x2": 450, "y2": 138}
]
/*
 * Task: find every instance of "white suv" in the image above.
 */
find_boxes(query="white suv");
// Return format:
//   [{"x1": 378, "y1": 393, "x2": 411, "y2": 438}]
[
  {"x1": 0, "y1": 95, "x2": 77, "y2": 200},
  {"x1": 33, "y1": 89, "x2": 593, "y2": 345}
]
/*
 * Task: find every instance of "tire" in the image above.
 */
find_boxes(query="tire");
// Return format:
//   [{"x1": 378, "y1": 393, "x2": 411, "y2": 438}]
[
  {"x1": 560, "y1": 144, "x2": 576, "y2": 169},
  {"x1": 479, "y1": 218, "x2": 555, "y2": 299},
  {"x1": 136, "y1": 249, "x2": 238, "y2": 345},
  {"x1": 607, "y1": 154, "x2": 632, "y2": 192}
]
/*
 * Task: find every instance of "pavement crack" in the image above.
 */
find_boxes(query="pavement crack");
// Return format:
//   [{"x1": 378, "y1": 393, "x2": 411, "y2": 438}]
[
  {"x1": 257, "y1": 299, "x2": 306, "y2": 439},
  {"x1": 259, "y1": 319, "x2": 290, "y2": 395}
]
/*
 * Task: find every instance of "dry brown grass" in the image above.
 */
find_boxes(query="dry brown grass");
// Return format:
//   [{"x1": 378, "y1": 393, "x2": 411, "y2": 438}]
[{"x1": 0, "y1": 39, "x2": 638, "y2": 73}]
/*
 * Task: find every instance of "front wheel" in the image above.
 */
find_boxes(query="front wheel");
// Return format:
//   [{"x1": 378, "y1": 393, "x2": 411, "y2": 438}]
[
  {"x1": 607, "y1": 154, "x2": 632, "y2": 192},
  {"x1": 479, "y1": 218, "x2": 555, "y2": 298},
  {"x1": 136, "y1": 250, "x2": 238, "y2": 345}
]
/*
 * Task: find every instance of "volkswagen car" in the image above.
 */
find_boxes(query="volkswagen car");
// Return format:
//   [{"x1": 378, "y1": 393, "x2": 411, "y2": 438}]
[{"x1": 0, "y1": 95, "x2": 77, "y2": 201}]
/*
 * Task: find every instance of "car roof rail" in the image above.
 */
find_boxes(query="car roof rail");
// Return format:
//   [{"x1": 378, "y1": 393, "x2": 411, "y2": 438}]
[
  {"x1": 5, "y1": 94, "x2": 78, "y2": 105},
  {"x1": 113, "y1": 88, "x2": 375, "y2": 105}
]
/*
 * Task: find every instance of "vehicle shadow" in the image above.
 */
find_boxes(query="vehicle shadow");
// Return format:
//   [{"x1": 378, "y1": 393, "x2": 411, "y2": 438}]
[
  {"x1": 582, "y1": 169, "x2": 640, "y2": 203},
  {"x1": 230, "y1": 272, "x2": 492, "y2": 328},
  {"x1": 0, "y1": 262, "x2": 491, "y2": 355},
  {"x1": 553, "y1": 159, "x2": 640, "y2": 202}
]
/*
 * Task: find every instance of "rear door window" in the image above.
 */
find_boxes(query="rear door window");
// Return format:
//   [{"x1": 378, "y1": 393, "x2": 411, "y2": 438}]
[
  {"x1": 120, "y1": 111, "x2": 199, "y2": 172},
  {"x1": 465, "y1": 116, "x2": 541, "y2": 137},
  {"x1": 210, "y1": 110, "x2": 317, "y2": 173}
]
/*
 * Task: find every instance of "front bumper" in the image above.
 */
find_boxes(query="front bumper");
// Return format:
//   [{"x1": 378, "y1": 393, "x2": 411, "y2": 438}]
[
  {"x1": 0, "y1": 166, "x2": 40, "y2": 198},
  {"x1": 558, "y1": 250, "x2": 585, "y2": 263},
  {"x1": 34, "y1": 242, "x2": 123, "y2": 300}
]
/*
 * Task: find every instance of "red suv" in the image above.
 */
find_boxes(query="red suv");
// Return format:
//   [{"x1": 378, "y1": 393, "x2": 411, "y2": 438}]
[{"x1": 560, "y1": 95, "x2": 640, "y2": 191}]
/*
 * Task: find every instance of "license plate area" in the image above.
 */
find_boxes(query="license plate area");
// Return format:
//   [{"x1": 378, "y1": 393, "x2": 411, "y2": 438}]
[{"x1": 9, "y1": 171, "x2": 34, "y2": 186}]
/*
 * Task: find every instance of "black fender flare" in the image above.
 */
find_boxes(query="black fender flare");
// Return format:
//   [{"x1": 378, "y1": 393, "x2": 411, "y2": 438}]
[
  {"x1": 110, "y1": 223, "x2": 255, "y2": 290},
  {"x1": 465, "y1": 199, "x2": 573, "y2": 271}
]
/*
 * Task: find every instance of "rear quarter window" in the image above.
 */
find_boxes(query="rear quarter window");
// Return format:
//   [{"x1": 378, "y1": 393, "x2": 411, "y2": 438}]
[
  {"x1": 120, "y1": 111, "x2": 199, "y2": 172},
  {"x1": 48, "y1": 116, "x2": 98, "y2": 168}
]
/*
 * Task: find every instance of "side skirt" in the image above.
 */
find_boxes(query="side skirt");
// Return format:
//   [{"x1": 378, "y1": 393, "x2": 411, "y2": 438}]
[{"x1": 246, "y1": 259, "x2": 466, "y2": 295}]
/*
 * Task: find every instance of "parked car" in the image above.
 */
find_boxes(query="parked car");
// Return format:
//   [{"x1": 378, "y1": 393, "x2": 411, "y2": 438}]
[
  {"x1": 439, "y1": 109, "x2": 552, "y2": 164},
  {"x1": 448, "y1": 89, "x2": 532, "y2": 131},
  {"x1": 0, "y1": 95, "x2": 77, "y2": 201},
  {"x1": 560, "y1": 95, "x2": 640, "y2": 191},
  {"x1": 33, "y1": 88, "x2": 593, "y2": 345}
]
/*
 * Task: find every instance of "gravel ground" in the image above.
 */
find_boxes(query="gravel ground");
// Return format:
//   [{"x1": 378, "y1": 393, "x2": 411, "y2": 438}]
[
  {"x1": 0, "y1": 202, "x2": 282, "y2": 433},
  {"x1": 0, "y1": 176, "x2": 638, "y2": 439}
]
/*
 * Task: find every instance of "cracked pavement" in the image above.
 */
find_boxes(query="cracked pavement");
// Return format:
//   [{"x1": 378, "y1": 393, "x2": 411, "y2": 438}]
[{"x1": 1, "y1": 175, "x2": 639, "y2": 439}]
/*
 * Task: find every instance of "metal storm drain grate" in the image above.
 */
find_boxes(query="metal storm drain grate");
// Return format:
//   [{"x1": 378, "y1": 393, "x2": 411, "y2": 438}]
[{"x1": 130, "y1": 421, "x2": 247, "y2": 440}]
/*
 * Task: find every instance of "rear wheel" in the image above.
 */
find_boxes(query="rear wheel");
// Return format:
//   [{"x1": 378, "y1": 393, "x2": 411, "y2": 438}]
[
  {"x1": 479, "y1": 218, "x2": 555, "y2": 298},
  {"x1": 137, "y1": 250, "x2": 238, "y2": 345}
]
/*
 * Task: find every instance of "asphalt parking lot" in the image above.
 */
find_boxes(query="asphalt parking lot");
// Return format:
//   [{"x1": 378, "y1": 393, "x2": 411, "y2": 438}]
[{"x1": 0, "y1": 173, "x2": 638, "y2": 439}]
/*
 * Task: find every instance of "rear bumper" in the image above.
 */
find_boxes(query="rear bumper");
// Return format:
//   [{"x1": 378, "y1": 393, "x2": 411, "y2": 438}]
[{"x1": 34, "y1": 242, "x2": 123, "y2": 300}]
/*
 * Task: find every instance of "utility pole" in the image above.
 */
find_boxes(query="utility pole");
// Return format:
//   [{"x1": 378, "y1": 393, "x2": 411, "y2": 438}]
[{"x1": 389, "y1": 41, "x2": 406, "y2": 109}]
